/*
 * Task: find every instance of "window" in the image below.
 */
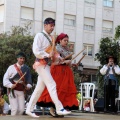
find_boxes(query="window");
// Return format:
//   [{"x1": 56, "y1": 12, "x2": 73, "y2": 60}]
[
  {"x1": 43, "y1": 11, "x2": 56, "y2": 21},
  {"x1": 68, "y1": 42, "x2": 75, "y2": 53},
  {"x1": 0, "y1": 22, "x2": 4, "y2": 33},
  {"x1": 84, "y1": 18, "x2": 95, "y2": 31},
  {"x1": 102, "y1": 20, "x2": 113, "y2": 33},
  {"x1": 85, "y1": 0, "x2": 96, "y2": 4},
  {"x1": 83, "y1": 44, "x2": 93, "y2": 56},
  {"x1": 21, "y1": 7, "x2": 34, "y2": 20},
  {"x1": 64, "y1": 15, "x2": 76, "y2": 26},
  {"x1": 103, "y1": 0, "x2": 113, "y2": 7},
  {"x1": 92, "y1": 75, "x2": 97, "y2": 84},
  {"x1": 87, "y1": 75, "x2": 97, "y2": 85},
  {"x1": 0, "y1": 5, "x2": 4, "y2": 22}
]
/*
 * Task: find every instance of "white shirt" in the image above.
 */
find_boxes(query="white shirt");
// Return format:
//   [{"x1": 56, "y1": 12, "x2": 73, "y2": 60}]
[
  {"x1": 32, "y1": 30, "x2": 52, "y2": 59},
  {"x1": 100, "y1": 65, "x2": 120, "y2": 75},
  {"x1": 3, "y1": 63, "x2": 32, "y2": 88}
]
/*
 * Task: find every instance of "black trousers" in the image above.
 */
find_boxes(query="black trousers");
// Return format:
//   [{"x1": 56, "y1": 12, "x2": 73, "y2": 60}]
[{"x1": 104, "y1": 79, "x2": 117, "y2": 112}]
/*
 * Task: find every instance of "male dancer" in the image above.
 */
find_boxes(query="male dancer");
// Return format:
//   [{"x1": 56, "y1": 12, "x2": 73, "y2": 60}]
[
  {"x1": 3, "y1": 52, "x2": 32, "y2": 116},
  {"x1": 26, "y1": 17, "x2": 71, "y2": 118}
]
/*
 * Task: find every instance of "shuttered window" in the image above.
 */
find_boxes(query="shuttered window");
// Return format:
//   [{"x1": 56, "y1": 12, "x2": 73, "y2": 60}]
[
  {"x1": 21, "y1": 7, "x2": 34, "y2": 20},
  {"x1": 102, "y1": 20, "x2": 113, "y2": 33},
  {"x1": 64, "y1": 14, "x2": 76, "y2": 26},
  {"x1": 43, "y1": 11, "x2": 55, "y2": 21},
  {"x1": 0, "y1": 5, "x2": 4, "y2": 22},
  {"x1": 84, "y1": 18, "x2": 95, "y2": 31}
]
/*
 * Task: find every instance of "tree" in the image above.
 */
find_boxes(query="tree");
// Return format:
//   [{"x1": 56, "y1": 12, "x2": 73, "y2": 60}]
[
  {"x1": 95, "y1": 27, "x2": 120, "y2": 98},
  {"x1": 115, "y1": 25, "x2": 120, "y2": 40},
  {"x1": 0, "y1": 24, "x2": 37, "y2": 85}
]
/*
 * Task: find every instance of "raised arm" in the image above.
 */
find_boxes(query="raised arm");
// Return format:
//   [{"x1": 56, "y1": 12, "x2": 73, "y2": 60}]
[{"x1": 100, "y1": 65, "x2": 108, "y2": 75}]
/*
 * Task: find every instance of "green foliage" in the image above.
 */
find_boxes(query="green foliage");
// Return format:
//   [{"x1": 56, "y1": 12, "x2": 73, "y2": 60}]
[
  {"x1": 0, "y1": 25, "x2": 38, "y2": 85},
  {"x1": 95, "y1": 37, "x2": 120, "y2": 65},
  {"x1": 115, "y1": 25, "x2": 120, "y2": 40},
  {"x1": 74, "y1": 72, "x2": 80, "y2": 91},
  {"x1": 76, "y1": 93, "x2": 81, "y2": 101},
  {"x1": 96, "y1": 69, "x2": 104, "y2": 98},
  {"x1": 72, "y1": 67, "x2": 88, "y2": 92},
  {"x1": 95, "y1": 37, "x2": 120, "y2": 98},
  {"x1": 3, "y1": 94, "x2": 9, "y2": 104}
]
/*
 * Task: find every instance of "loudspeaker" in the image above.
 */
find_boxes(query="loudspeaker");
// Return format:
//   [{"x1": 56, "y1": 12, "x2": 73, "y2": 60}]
[{"x1": 94, "y1": 98, "x2": 104, "y2": 111}]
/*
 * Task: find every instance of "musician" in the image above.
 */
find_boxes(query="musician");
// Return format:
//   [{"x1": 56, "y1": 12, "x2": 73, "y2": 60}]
[
  {"x1": 26, "y1": 18, "x2": 71, "y2": 118},
  {"x1": 100, "y1": 56, "x2": 120, "y2": 113},
  {"x1": 37, "y1": 33, "x2": 79, "y2": 117},
  {"x1": 3, "y1": 52, "x2": 32, "y2": 116}
]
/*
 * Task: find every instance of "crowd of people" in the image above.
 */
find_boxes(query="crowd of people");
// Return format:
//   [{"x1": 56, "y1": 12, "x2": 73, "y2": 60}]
[{"x1": 1, "y1": 17, "x2": 120, "y2": 117}]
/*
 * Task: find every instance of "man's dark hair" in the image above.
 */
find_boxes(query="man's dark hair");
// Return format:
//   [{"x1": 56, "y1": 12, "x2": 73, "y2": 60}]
[
  {"x1": 44, "y1": 17, "x2": 55, "y2": 25},
  {"x1": 16, "y1": 52, "x2": 26, "y2": 59}
]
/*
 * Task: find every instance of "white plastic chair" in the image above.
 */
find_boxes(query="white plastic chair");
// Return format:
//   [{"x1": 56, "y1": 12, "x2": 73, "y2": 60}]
[
  {"x1": 115, "y1": 86, "x2": 120, "y2": 112},
  {"x1": 79, "y1": 82, "x2": 95, "y2": 112}
]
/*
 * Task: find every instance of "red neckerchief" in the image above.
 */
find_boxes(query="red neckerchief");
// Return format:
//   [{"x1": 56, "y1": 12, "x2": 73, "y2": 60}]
[{"x1": 14, "y1": 64, "x2": 25, "y2": 81}]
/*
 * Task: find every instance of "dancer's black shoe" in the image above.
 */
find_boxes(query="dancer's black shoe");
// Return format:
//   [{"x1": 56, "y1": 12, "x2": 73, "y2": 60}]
[{"x1": 49, "y1": 111, "x2": 64, "y2": 118}]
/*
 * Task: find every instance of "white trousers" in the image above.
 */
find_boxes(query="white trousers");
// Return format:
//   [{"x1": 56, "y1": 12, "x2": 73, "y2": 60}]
[
  {"x1": 26, "y1": 65, "x2": 63, "y2": 112},
  {"x1": 9, "y1": 90, "x2": 24, "y2": 115},
  {"x1": 3, "y1": 101, "x2": 10, "y2": 114}
]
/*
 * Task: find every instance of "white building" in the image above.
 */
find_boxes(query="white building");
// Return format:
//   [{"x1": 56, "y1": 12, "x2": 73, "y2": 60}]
[{"x1": 0, "y1": 0, "x2": 120, "y2": 83}]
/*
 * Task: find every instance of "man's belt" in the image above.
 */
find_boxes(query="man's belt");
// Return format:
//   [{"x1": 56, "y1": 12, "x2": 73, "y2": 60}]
[
  {"x1": 14, "y1": 83, "x2": 25, "y2": 91},
  {"x1": 36, "y1": 58, "x2": 51, "y2": 66}
]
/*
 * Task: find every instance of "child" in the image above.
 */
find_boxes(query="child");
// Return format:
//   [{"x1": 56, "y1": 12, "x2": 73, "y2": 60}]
[
  {"x1": 83, "y1": 99, "x2": 90, "y2": 111},
  {"x1": 0, "y1": 87, "x2": 9, "y2": 115},
  {"x1": 0, "y1": 87, "x2": 5, "y2": 115}
]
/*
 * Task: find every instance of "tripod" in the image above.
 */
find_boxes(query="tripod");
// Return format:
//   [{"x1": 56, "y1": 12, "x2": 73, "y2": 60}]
[{"x1": 104, "y1": 79, "x2": 107, "y2": 112}]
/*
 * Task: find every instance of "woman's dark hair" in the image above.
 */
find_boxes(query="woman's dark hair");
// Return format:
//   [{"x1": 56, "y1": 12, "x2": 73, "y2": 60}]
[{"x1": 106, "y1": 56, "x2": 117, "y2": 64}]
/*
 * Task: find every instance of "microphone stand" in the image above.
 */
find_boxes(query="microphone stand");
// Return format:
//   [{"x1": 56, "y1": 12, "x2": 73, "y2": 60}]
[
  {"x1": 104, "y1": 78, "x2": 107, "y2": 112},
  {"x1": 80, "y1": 76, "x2": 84, "y2": 112},
  {"x1": 81, "y1": 83, "x2": 85, "y2": 112}
]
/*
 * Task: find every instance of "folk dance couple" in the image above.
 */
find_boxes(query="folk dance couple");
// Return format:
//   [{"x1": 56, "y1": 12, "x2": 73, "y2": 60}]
[
  {"x1": 3, "y1": 17, "x2": 79, "y2": 117},
  {"x1": 26, "y1": 17, "x2": 79, "y2": 118}
]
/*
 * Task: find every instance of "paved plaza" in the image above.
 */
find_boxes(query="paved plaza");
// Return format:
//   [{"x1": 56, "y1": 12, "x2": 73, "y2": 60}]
[{"x1": 0, "y1": 112, "x2": 120, "y2": 120}]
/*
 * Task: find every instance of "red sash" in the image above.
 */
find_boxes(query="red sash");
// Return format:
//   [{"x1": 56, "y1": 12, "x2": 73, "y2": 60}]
[
  {"x1": 14, "y1": 64, "x2": 25, "y2": 81},
  {"x1": 13, "y1": 64, "x2": 25, "y2": 91}
]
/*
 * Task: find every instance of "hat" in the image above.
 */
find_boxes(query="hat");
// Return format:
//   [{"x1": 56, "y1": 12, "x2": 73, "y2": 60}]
[
  {"x1": 44, "y1": 17, "x2": 55, "y2": 25},
  {"x1": 55, "y1": 33, "x2": 68, "y2": 44},
  {"x1": 106, "y1": 56, "x2": 117, "y2": 64},
  {"x1": 16, "y1": 52, "x2": 26, "y2": 58}
]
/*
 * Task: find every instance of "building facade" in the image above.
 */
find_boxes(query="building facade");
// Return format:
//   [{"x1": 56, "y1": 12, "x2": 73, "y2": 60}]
[{"x1": 0, "y1": 0, "x2": 120, "y2": 85}]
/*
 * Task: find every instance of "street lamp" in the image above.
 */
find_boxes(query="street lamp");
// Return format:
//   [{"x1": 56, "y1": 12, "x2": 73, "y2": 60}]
[
  {"x1": 78, "y1": 63, "x2": 83, "y2": 72},
  {"x1": 78, "y1": 63, "x2": 84, "y2": 112}
]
